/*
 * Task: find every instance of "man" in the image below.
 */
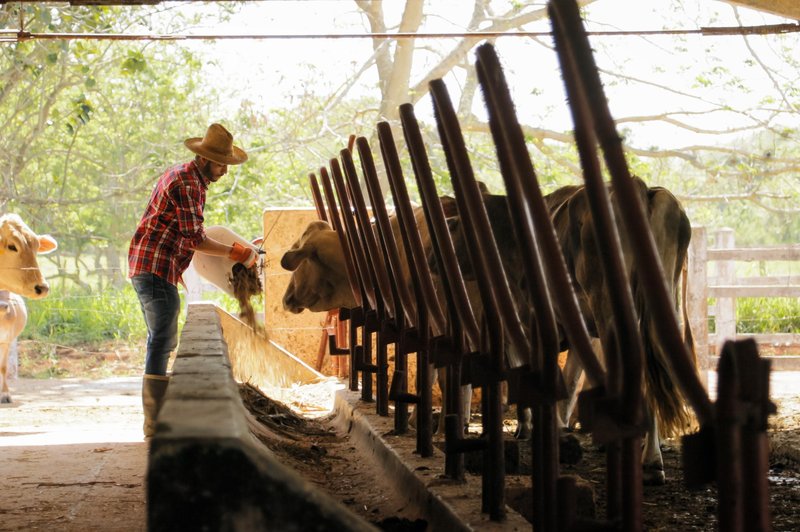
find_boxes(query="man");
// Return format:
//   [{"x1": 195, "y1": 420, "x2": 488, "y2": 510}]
[{"x1": 128, "y1": 123, "x2": 258, "y2": 437}]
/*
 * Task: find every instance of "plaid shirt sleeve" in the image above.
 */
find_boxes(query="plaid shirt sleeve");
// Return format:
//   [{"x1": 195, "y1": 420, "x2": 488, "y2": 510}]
[{"x1": 173, "y1": 180, "x2": 206, "y2": 254}]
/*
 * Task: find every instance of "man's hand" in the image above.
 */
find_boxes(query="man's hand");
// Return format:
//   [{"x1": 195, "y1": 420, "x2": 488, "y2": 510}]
[{"x1": 228, "y1": 242, "x2": 258, "y2": 268}]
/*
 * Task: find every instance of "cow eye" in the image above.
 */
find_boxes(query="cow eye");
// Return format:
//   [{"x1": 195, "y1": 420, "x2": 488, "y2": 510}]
[{"x1": 7, "y1": 244, "x2": 17, "y2": 252}]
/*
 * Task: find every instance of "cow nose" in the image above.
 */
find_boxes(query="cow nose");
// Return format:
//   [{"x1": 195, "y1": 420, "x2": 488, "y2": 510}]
[{"x1": 35, "y1": 283, "x2": 49, "y2": 296}]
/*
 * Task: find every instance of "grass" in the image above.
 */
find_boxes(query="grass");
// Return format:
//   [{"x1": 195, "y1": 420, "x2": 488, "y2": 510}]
[
  {"x1": 737, "y1": 297, "x2": 800, "y2": 334},
  {"x1": 15, "y1": 281, "x2": 249, "y2": 379},
  {"x1": 22, "y1": 283, "x2": 147, "y2": 345},
  {"x1": 708, "y1": 297, "x2": 800, "y2": 335}
]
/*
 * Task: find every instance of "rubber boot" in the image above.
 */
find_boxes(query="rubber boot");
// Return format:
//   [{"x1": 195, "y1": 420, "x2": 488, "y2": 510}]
[{"x1": 142, "y1": 374, "x2": 170, "y2": 438}]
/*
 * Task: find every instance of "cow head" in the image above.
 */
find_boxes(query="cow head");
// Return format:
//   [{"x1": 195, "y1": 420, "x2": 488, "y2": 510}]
[
  {"x1": 280, "y1": 220, "x2": 356, "y2": 313},
  {"x1": 0, "y1": 214, "x2": 57, "y2": 299}
]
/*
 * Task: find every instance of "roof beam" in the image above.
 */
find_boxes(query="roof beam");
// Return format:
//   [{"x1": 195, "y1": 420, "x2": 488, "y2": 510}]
[{"x1": 726, "y1": 0, "x2": 800, "y2": 20}]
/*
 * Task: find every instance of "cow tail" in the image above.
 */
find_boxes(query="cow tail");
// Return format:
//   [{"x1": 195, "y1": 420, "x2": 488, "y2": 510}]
[
  {"x1": 635, "y1": 277, "x2": 696, "y2": 440},
  {"x1": 681, "y1": 256, "x2": 697, "y2": 370}
]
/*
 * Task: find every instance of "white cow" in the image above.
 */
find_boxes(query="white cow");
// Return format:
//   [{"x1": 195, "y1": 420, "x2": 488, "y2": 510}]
[{"x1": 0, "y1": 214, "x2": 57, "y2": 403}]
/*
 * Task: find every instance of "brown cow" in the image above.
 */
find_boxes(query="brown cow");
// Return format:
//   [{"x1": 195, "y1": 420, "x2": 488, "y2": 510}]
[
  {"x1": 281, "y1": 220, "x2": 356, "y2": 313},
  {"x1": 280, "y1": 204, "x2": 478, "y2": 433},
  {"x1": 446, "y1": 177, "x2": 695, "y2": 485},
  {"x1": 0, "y1": 214, "x2": 58, "y2": 403}
]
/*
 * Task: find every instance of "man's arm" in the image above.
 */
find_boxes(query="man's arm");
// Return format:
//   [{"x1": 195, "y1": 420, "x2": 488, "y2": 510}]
[
  {"x1": 192, "y1": 235, "x2": 258, "y2": 268},
  {"x1": 191, "y1": 235, "x2": 233, "y2": 257}
]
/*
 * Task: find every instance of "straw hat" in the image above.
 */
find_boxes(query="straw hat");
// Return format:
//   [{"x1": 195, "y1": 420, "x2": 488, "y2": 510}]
[{"x1": 184, "y1": 123, "x2": 248, "y2": 165}]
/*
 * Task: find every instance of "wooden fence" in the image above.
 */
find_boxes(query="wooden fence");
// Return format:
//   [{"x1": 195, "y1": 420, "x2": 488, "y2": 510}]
[{"x1": 687, "y1": 226, "x2": 800, "y2": 372}]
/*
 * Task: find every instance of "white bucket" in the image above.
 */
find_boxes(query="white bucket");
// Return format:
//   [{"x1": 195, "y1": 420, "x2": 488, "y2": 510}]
[{"x1": 190, "y1": 226, "x2": 260, "y2": 297}]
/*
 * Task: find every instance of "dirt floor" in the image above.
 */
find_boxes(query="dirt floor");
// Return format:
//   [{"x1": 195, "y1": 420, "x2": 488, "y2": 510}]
[
  {"x1": 0, "y1": 376, "x2": 146, "y2": 532},
  {"x1": 3, "y1": 342, "x2": 800, "y2": 531},
  {"x1": 241, "y1": 370, "x2": 800, "y2": 531}
]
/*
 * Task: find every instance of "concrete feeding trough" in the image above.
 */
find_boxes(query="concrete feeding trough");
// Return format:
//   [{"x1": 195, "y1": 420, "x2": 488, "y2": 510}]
[{"x1": 147, "y1": 303, "x2": 375, "y2": 532}]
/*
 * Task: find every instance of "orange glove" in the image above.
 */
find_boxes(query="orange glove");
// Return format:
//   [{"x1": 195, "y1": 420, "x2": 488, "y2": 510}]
[{"x1": 228, "y1": 242, "x2": 258, "y2": 268}]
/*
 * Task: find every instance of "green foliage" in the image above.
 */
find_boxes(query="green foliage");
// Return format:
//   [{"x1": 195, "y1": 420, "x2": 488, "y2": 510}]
[
  {"x1": 737, "y1": 298, "x2": 800, "y2": 334},
  {"x1": 22, "y1": 283, "x2": 150, "y2": 345}
]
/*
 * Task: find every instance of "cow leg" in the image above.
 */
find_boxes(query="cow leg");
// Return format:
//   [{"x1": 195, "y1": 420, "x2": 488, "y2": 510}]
[
  {"x1": 0, "y1": 343, "x2": 10, "y2": 403},
  {"x1": 558, "y1": 349, "x2": 583, "y2": 431},
  {"x1": 642, "y1": 407, "x2": 665, "y2": 485},
  {"x1": 459, "y1": 383, "x2": 472, "y2": 433},
  {"x1": 430, "y1": 366, "x2": 471, "y2": 435},
  {"x1": 515, "y1": 406, "x2": 532, "y2": 440},
  {"x1": 439, "y1": 372, "x2": 472, "y2": 435},
  {"x1": 409, "y1": 364, "x2": 437, "y2": 432},
  {"x1": 409, "y1": 365, "x2": 470, "y2": 435}
]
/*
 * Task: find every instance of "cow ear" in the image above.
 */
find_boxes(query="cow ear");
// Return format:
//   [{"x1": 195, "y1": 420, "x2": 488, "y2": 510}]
[
  {"x1": 280, "y1": 247, "x2": 311, "y2": 271},
  {"x1": 38, "y1": 235, "x2": 58, "y2": 254},
  {"x1": 440, "y1": 195, "x2": 459, "y2": 218}
]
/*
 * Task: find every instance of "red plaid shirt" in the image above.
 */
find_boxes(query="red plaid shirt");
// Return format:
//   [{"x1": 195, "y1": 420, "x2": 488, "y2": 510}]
[{"x1": 128, "y1": 160, "x2": 208, "y2": 285}]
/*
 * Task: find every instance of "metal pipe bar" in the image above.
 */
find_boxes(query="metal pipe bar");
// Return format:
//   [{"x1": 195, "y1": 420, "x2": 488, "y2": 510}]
[
  {"x1": 308, "y1": 173, "x2": 328, "y2": 223},
  {"x1": 399, "y1": 104, "x2": 481, "y2": 355},
  {"x1": 329, "y1": 159, "x2": 379, "y2": 400},
  {"x1": 429, "y1": 79, "x2": 511, "y2": 521},
  {"x1": 549, "y1": 2, "x2": 645, "y2": 527},
  {"x1": 340, "y1": 151, "x2": 395, "y2": 411},
  {"x1": 473, "y1": 42, "x2": 605, "y2": 389},
  {"x1": 357, "y1": 138, "x2": 417, "y2": 330},
  {"x1": 377, "y1": 122, "x2": 445, "y2": 456},
  {"x1": 549, "y1": 0, "x2": 715, "y2": 428},
  {"x1": 735, "y1": 339, "x2": 773, "y2": 532},
  {"x1": 4, "y1": 23, "x2": 797, "y2": 43},
  {"x1": 357, "y1": 137, "x2": 420, "y2": 431},
  {"x1": 319, "y1": 166, "x2": 364, "y2": 392},
  {"x1": 429, "y1": 79, "x2": 530, "y2": 371},
  {"x1": 330, "y1": 159, "x2": 378, "y2": 314},
  {"x1": 715, "y1": 343, "x2": 744, "y2": 532},
  {"x1": 550, "y1": 0, "x2": 644, "y2": 425},
  {"x1": 377, "y1": 122, "x2": 447, "y2": 339},
  {"x1": 399, "y1": 103, "x2": 475, "y2": 481}
]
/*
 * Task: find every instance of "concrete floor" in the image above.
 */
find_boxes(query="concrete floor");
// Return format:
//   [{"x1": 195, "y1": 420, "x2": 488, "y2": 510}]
[{"x1": 0, "y1": 377, "x2": 147, "y2": 532}]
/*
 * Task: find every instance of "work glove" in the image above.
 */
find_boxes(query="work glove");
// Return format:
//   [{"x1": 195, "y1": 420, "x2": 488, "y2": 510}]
[{"x1": 228, "y1": 242, "x2": 259, "y2": 268}]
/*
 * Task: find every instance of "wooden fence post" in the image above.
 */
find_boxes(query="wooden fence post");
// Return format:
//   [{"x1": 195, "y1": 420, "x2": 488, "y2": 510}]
[
  {"x1": 688, "y1": 226, "x2": 709, "y2": 386},
  {"x1": 715, "y1": 228, "x2": 737, "y2": 352}
]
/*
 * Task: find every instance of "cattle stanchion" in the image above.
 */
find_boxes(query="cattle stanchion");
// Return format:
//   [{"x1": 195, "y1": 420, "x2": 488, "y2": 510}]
[
  {"x1": 340, "y1": 148, "x2": 399, "y2": 416},
  {"x1": 702, "y1": 338, "x2": 774, "y2": 531},
  {"x1": 329, "y1": 158, "x2": 383, "y2": 403},
  {"x1": 549, "y1": 0, "x2": 715, "y2": 430},
  {"x1": 355, "y1": 137, "x2": 423, "y2": 430},
  {"x1": 549, "y1": 2, "x2": 775, "y2": 529},
  {"x1": 400, "y1": 103, "x2": 484, "y2": 483},
  {"x1": 318, "y1": 166, "x2": 368, "y2": 393},
  {"x1": 430, "y1": 77, "x2": 552, "y2": 522},
  {"x1": 475, "y1": 43, "x2": 600, "y2": 531},
  {"x1": 308, "y1": 173, "x2": 349, "y2": 374},
  {"x1": 309, "y1": 173, "x2": 329, "y2": 224},
  {"x1": 378, "y1": 121, "x2": 454, "y2": 457},
  {"x1": 285, "y1": 5, "x2": 778, "y2": 526},
  {"x1": 549, "y1": 5, "x2": 648, "y2": 524}
]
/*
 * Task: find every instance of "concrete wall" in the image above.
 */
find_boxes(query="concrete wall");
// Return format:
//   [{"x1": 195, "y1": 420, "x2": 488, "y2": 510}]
[{"x1": 262, "y1": 208, "x2": 333, "y2": 374}]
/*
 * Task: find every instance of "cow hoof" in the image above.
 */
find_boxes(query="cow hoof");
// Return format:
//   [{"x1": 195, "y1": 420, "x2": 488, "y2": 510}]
[
  {"x1": 1, "y1": 395, "x2": 11, "y2": 404},
  {"x1": 559, "y1": 434, "x2": 583, "y2": 465},
  {"x1": 514, "y1": 426, "x2": 532, "y2": 440},
  {"x1": 642, "y1": 464, "x2": 666, "y2": 486}
]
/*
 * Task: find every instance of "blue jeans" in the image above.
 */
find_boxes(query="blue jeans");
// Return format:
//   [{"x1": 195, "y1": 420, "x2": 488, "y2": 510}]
[{"x1": 131, "y1": 273, "x2": 180, "y2": 376}]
